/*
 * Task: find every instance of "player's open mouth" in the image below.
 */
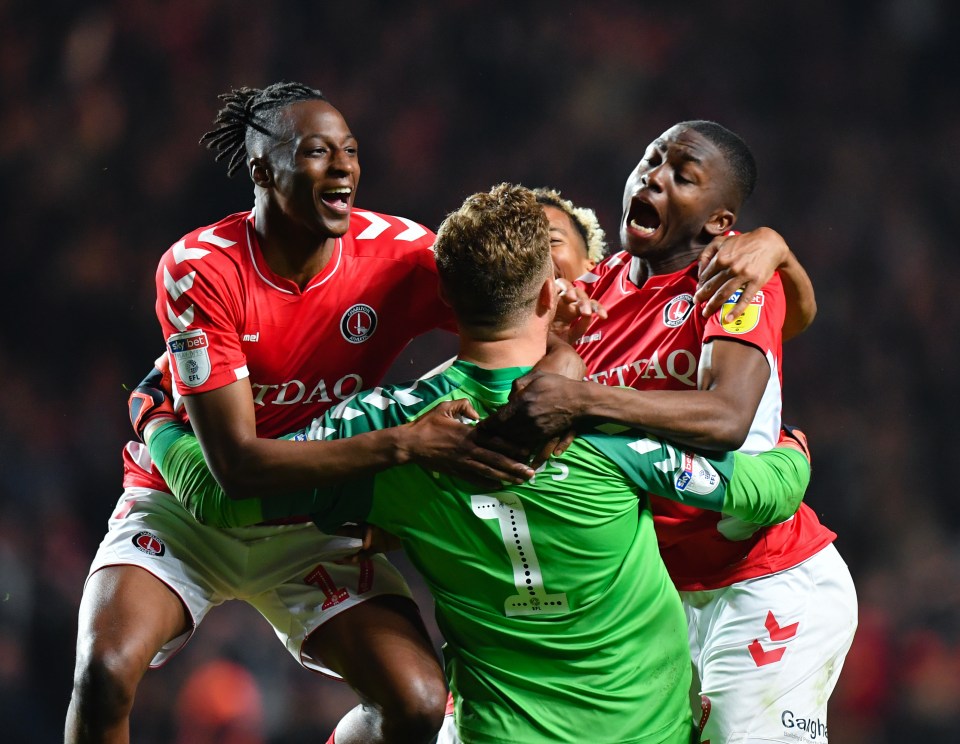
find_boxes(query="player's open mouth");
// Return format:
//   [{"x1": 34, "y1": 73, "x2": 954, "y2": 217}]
[
  {"x1": 627, "y1": 199, "x2": 660, "y2": 237},
  {"x1": 320, "y1": 187, "x2": 352, "y2": 212}
]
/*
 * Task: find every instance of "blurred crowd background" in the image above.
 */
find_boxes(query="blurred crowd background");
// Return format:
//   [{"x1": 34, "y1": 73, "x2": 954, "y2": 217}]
[{"x1": 2, "y1": 1, "x2": 958, "y2": 742}]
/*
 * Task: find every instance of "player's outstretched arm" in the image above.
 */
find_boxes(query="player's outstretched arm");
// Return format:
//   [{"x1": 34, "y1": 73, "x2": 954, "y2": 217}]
[
  {"x1": 694, "y1": 227, "x2": 817, "y2": 340},
  {"x1": 724, "y1": 447, "x2": 809, "y2": 523},
  {"x1": 582, "y1": 431, "x2": 808, "y2": 525},
  {"x1": 145, "y1": 377, "x2": 536, "y2": 527},
  {"x1": 177, "y1": 377, "x2": 532, "y2": 501},
  {"x1": 479, "y1": 336, "x2": 769, "y2": 457},
  {"x1": 146, "y1": 421, "x2": 293, "y2": 527}
]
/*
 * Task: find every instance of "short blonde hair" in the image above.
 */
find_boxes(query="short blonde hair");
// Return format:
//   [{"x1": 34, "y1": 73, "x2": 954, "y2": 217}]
[
  {"x1": 533, "y1": 187, "x2": 607, "y2": 264},
  {"x1": 434, "y1": 183, "x2": 551, "y2": 332}
]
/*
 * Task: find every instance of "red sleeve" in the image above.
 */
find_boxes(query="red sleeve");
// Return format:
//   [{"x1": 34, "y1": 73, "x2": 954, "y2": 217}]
[{"x1": 155, "y1": 240, "x2": 248, "y2": 395}]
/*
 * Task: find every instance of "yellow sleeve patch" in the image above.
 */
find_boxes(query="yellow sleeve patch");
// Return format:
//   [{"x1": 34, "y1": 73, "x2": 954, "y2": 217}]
[{"x1": 720, "y1": 290, "x2": 765, "y2": 334}]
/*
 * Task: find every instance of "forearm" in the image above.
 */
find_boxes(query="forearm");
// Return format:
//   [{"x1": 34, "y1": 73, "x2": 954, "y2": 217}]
[
  {"x1": 149, "y1": 422, "x2": 345, "y2": 527},
  {"x1": 199, "y1": 424, "x2": 409, "y2": 499},
  {"x1": 778, "y1": 250, "x2": 817, "y2": 340},
  {"x1": 149, "y1": 422, "x2": 265, "y2": 526},
  {"x1": 574, "y1": 338, "x2": 768, "y2": 451},
  {"x1": 182, "y1": 379, "x2": 412, "y2": 499},
  {"x1": 576, "y1": 382, "x2": 747, "y2": 451},
  {"x1": 724, "y1": 448, "x2": 809, "y2": 523}
]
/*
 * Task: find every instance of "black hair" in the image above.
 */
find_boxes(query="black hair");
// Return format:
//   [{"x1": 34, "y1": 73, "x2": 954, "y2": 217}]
[
  {"x1": 534, "y1": 190, "x2": 591, "y2": 251},
  {"x1": 532, "y1": 187, "x2": 607, "y2": 264},
  {"x1": 199, "y1": 82, "x2": 327, "y2": 176},
  {"x1": 678, "y1": 120, "x2": 757, "y2": 207}
]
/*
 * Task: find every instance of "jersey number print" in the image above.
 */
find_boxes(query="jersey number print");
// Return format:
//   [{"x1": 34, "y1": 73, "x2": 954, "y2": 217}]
[{"x1": 471, "y1": 491, "x2": 569, "y2": 617}]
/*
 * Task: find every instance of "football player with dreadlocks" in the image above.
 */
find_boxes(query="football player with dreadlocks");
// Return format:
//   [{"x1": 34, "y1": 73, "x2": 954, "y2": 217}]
[{"x1": 65, "y1": 81, "x2": 564, "y2": 744}]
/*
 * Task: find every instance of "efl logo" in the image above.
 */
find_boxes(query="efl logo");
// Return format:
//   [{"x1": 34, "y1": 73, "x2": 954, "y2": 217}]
[
  {"x1": 132, "y1": 531, "x2": 165, "y2": 556},
  {"x1": 663, "y1": 294, "x2": 694, "y2": 328},
  {"x1": 340, "y1": 304, "x2": 378, "y2": 344},
  {"x1": 168, "y1": 329, "x2": 211, "y2": 387}
]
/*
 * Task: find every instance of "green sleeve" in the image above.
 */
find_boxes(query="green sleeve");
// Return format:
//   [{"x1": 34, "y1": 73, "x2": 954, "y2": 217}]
[
  {"x1": 148, "y1": 422, "x2": 326, "y2": 528},
  {"x1": 724, "y1": 448, "x2": 809, "y2": 524},
  {"x1": 579, "y1": 428, "x2": 807, "y2": 525},
  {"x1": 579, "y1": 429, "x2": 735, "y2": 511},
  {"x1": 149, "y1": 374, "x2": 461, "y2": 528}
]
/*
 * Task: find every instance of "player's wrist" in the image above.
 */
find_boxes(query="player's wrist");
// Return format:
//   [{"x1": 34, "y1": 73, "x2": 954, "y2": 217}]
[
  {"x1": 386, "y1": 425, "x2": 414, "y2": 467},
  {"x1": 142, "y1": 416, "x2": 178, "y2": 444},
  {"x1": 761, "y1": 228, "x2": 792, "y2": 268},
  {"x1": 576, "y1": 379, "x2": 609, "y2": 422}
]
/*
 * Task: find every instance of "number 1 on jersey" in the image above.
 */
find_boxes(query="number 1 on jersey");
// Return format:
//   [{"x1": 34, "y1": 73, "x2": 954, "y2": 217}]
[{"x1": 471, "y1": 491, "x2": 569, "y2": 617}]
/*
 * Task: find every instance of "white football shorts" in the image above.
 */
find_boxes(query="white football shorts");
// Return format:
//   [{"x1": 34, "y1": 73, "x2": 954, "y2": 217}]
[
  {"x1": 86, "y1": 486, "x2": 413, "y2": 676},
  {"x1": 684, "y1": 543, "x2": 857, "y2": 743}
]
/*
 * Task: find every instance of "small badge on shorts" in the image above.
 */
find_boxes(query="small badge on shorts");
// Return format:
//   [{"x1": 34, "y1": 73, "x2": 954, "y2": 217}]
[
  {"x1": 340, "y1": 304, "x2": 378, "y2": 344},
  {"x1": 720, "y1": 289, "x2": 764, "y2": 334},
  {"x1": 132, "y1": 531, "x2": 166, "y2": 556},
  {"x1": 168, "y1": 329, "x2": 211, "y2": 387},
  {"x1": 663, "y1": 294, "x2": 694, "y2": 328}
]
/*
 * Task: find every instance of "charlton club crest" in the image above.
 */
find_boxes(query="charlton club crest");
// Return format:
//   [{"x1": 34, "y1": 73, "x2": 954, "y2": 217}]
[
  {"x1": 663, "y1": 294, "x2": 694, "y2": 328},
  {"x1": 132, "y1": 531, "x2": 165, "y2": 556},
  {"x1": 340, "y1": 303, "x2": 378, "y2": 344}
]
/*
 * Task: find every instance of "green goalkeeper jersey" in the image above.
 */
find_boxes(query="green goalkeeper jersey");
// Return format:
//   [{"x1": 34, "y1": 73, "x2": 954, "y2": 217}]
[{"x1": 149, "y1": 360, "x2": 809, "y2": 744}]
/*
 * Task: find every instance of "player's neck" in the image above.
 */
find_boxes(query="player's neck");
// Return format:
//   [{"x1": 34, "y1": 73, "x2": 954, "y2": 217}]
[
  {"x1": 456, "y1": 322, "x2": 548, "y2": 370},
  {"x1": 254, "y1": 205, "x2": 339, "y2": 289},
  {"x1": 627, "y1": 244, "x2": 702, "y2": 285}
]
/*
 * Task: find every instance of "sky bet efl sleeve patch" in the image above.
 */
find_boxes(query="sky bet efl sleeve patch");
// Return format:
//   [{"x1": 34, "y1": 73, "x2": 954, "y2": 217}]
[
  {"x1": 719, "y1": 289, "x2": 765, "y2": 334},
  {"x1": 168, "y1": 329, "x2": 212, "y2": 387}
]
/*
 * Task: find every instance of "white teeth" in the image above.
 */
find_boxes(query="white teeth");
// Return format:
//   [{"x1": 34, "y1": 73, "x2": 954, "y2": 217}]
[
  {"x1": 630, "y1": 219, "x2": 655, "y2": 235},
  {"x1": 325, "y1": 187, "x2": 352, "y2": 195}
]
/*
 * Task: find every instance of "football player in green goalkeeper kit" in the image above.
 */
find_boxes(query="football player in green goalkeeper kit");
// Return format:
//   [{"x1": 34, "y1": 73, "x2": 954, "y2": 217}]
[{"x1": 136, "y1": 183, "x2": 812, "y2": 744}]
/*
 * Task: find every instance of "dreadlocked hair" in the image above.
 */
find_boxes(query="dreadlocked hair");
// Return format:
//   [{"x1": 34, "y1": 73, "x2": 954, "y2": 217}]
[{"x1": 199, "y1": 82, "x2": 327, "y2": 177}]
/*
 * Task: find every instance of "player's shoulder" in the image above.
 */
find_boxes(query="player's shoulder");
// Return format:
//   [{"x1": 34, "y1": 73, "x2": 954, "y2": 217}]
[
  {"x1": 346, "y1": 207, "x2": 437, "y2": 262},
  {"x1": 594, "y1": 250, "x2": 631, "y2": 274},
  {"x1": 578, "y1": 250, "x2": 630, "y2": 289},
  {"x1": 159, "y1": 211, "x2": 251, "y2": 272}
]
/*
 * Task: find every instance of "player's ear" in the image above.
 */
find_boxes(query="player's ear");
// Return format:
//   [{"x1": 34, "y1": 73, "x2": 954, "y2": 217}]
[
  {"x1": 537, "y1": 276, "x2": 558, "y2": 316},
  {"x1": 704, "y1": 208, "x2": 736, "y2": 237},
  {"x1": 250, "y1": 158, "x2": 272, "y2": 187}
]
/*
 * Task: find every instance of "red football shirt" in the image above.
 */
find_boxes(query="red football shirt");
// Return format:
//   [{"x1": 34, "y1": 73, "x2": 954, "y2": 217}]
[
  {"x1": 576, "y1": 252, "x2": 835, "y2": 590},
  {"x1": 122, "y1": 207, "x2": 454, "y2": 492}
]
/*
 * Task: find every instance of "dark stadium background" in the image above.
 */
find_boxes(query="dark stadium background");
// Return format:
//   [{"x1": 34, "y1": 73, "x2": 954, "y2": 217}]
[{"x1": 2, "y1": 1, "x2": 958, "y2": 741}]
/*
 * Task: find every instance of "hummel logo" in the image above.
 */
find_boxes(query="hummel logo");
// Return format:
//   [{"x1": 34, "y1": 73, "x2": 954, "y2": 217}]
[
  {"x1": 747, "y1": 611, "x2": 799, "y2": 667},
  {"x1": 576, "y1": 330, "x2": 602, "y2": 344},
  {"x1": 748, "y1": 639, "x2": 785, "y2": 666},
  {"x1": 242, "y1": 332, "x2": 260, "y2": 343}
]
